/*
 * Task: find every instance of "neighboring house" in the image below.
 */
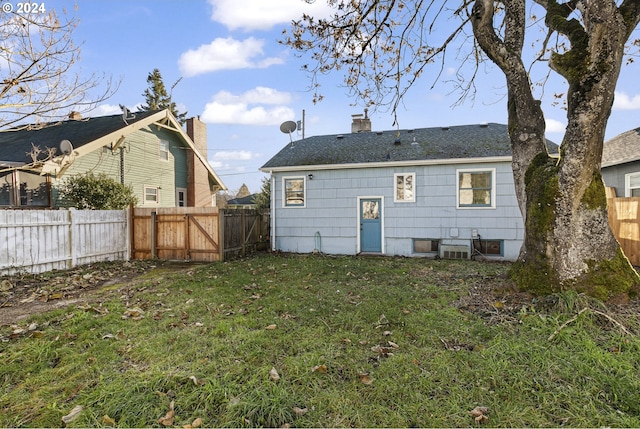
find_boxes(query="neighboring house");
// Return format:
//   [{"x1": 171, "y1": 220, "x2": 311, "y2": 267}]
[
  {"x1": 601, "y1": 127, "x2": 640, "y2": 197},
  {"x1": 261, "y1": 114, "x2": 558, "y2": 260},
  {"x1": 227, "y1": 194, "x2": 257, "y2": 209},
  {"x1": 0, "y1": 109, "x2": 226, "y2": 208}
]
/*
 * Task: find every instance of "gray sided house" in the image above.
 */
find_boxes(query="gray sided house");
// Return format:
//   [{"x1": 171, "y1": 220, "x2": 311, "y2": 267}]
[
  {"x1": 601, "y1": 127, "x2": 640, "y2": 197},
  {"x1": 261, "y1": 117, "x2": 558, "y2": 261},
  {"x1": 0, "y1": 110, "x2": 226, "y2": 208}
]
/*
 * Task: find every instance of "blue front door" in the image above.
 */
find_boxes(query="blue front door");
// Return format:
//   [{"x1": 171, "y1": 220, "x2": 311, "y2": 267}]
[{"x1": 360, "y1": 198, "x2": 382, "y2": 253}]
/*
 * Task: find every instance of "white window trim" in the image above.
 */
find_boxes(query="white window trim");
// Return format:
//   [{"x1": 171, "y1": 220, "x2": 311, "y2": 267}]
[
  {"x1": 282, "y1": 176, "x2": 306, "y2": 208},
  {"x1": 159, "y1": 140, "x2": 170, "y2": 161},
  {"x1": 624, "y1": 172, "x2": 640, "y2": 197},
  {"x1": 143, "y1": 185, "x2": 159, "y2": 205},
  {"x1": 456, "y1": 168, "x2": 496, "y2": 209},
  {"x1": 394, "y1": 172, "x2": 416, "y2": 203}
]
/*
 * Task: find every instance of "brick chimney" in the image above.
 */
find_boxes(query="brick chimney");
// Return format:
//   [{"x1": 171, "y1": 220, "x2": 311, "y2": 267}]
[
  {"x1": 351, "y1": 108, "x2": 371, "y2": 133},
  {"x1": 185, "y1": 116, "x2": 212, "y2": 207}
]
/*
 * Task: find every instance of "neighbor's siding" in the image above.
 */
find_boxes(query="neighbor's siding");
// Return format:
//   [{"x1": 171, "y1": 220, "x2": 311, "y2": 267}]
[
  {"x1": 54, "y1": 126, "x2": 188, "y2": 208},
  {"x1": 271, "y1": 162, "x2": 523, "y2": 260},
  {"x1": 602, "y1": 161, "x2": 640, "y2": 198}
]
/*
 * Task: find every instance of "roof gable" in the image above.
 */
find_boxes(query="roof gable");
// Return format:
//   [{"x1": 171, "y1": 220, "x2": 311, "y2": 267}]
[
  {"x1": 602, "y1": 127, "x2": 640, "y2": 168},
  {"x1": 0, "y1": 110, "x2": 226, "y2": 190},
  {"x1": 261, "y1": 123, "x2": 558, "y2": 170}
]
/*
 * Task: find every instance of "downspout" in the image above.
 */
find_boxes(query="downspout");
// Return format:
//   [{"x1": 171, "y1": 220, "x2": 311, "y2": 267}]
[{"x1": 270, "y1": 172, "x2": 276, "y2": 252}]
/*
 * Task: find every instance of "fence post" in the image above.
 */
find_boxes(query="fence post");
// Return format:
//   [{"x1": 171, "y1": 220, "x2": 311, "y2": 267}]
[
  {"x1": 219, "y1": 209, "x2": 225, "y2": 261},
  {"x1": 69, "y1": 208, "x2": 76, "y2": 269},
  {"x1": 151, "y1": 210, "x2": 157, "y2": 259}
]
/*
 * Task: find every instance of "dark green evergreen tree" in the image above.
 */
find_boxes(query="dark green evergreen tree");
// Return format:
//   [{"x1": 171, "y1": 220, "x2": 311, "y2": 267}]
[{"x1": 140, "y1": 68, "x2": 187, "y2": 125}]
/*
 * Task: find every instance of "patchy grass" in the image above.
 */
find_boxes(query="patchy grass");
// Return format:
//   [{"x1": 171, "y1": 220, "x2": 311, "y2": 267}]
[{"x1": 2, "y1": 254, "x2": 640, "y2": 427}]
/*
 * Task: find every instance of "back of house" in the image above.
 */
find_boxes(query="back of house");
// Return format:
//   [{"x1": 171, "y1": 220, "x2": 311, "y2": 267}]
[{"x1": 261, "y1": 114, "x2": 559, "y2": 261}]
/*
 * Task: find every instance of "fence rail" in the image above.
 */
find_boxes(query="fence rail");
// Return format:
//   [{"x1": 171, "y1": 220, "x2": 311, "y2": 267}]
[{"x1": 0, "y1": 209, "x2": 129, "y2": 275}]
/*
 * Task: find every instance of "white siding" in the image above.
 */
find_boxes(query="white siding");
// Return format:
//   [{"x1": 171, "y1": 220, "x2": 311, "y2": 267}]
[{"x1": 270, "y1": 162, "x2": 524, "y2": 260}]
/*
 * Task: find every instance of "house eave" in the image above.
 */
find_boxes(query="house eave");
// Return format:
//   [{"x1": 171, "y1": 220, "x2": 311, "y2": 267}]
[{"x1": 260, "y1": 156, "x2": 514, "y2": 173}]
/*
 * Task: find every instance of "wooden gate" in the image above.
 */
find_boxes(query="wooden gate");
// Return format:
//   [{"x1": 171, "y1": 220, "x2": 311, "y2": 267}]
[{"x1": 131, "y1": 207, "x2": 221, "y2": 262}]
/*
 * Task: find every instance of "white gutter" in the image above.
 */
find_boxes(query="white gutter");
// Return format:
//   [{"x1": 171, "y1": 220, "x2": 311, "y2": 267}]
[{"x1": 270, "y1": 172, "x2": 276, "y2": 252}]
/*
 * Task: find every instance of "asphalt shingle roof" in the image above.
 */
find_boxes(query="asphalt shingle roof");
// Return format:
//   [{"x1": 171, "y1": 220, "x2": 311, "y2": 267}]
[
  {"x1": 602, "y1": 127, "x2": 640, "y2": 167},
  {"x1": 262, "y1": 123, "x2": 559, "y2": 169},
  {"x1": 0, "y1": 110, "x2": 160, "y2": 165}
]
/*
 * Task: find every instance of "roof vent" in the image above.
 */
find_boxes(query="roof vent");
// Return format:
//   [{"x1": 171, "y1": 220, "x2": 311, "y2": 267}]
[
  {"x1": 411, "y1": 137, "x2": 418, "y2": 146},
  {"x1": 441, "y1": 126, "x2": 450, "y2": 131},
  {"x1": 408, "y1": 129, "x2": 414, "y2": 133},
  {"x1": 376, "y1": 131, "x2": 383, "y2": 135},
  {"x1": 479, "y1": 123, "x2": 489, "y2": 128},
  {"x1": 337, "y1": 134, "x2": 344, "y2": 139},
  {"x1": 394, "y1": 138, "x2": 401, "y2": 145}
]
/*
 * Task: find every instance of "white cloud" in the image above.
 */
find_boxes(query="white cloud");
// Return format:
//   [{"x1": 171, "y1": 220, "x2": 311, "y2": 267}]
[
  {"x1": 200, "y1": 87, "x2": 295, "y2": 125},
  {"x1": 208, "y1": 0, "x2": 334, "y2": 31},
  {"x1": 212, "y1": 87, "x2": 293, "y2": 105},
  {"x1": 212, "y1": 150, "x2": 258, "y2": 161},
  {"x1": 178, "y1": 37, "x2": 285, "y2": 77},
  {"x1": 545, "y1": 118, "x2": 566, "y2": 133},
  {"x1": 613, "y1": 91, "x2": 640, "y2": 110}
]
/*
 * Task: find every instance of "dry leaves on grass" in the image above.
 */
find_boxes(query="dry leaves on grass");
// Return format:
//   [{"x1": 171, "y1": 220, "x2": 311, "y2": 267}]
[
  {"x1": 269, "y1": 367, "x2": 280, "y2": 382},
  {"x1": 158, "y1": 400, "x2": 175, "y2": 426},
  {"x1": 469, "y1": 406, "x2": 489, "y2": 423},
  {"x1": 311, "y1": 364, "x2": 327, "y2": 373},
  {"x1": 61, "y1": 405, "x2": 84, "y2": 426}
]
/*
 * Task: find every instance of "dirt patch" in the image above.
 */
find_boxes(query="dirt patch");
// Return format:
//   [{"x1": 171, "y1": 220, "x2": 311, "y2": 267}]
[{"x1": 0, "y1": 260, "x2": 199, "y2": 326}]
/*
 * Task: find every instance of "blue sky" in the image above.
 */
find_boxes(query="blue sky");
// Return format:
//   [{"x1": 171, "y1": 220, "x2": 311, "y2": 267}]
[{"x1": 39, "y1": 0, "x2": 640, "y2": 194}]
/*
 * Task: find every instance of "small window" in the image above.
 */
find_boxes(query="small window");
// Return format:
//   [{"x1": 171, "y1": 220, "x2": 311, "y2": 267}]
[
  {"x1": 159, "y1": 140, "x2": 169, "y2": 161},
  {"x1": 473, "y1": 239, "x2": 503, "y2": 256},
  {"x1": 283, "y1": 177, "x2": 305, "y2": 207},
  {"x1": 625, "y1": 172, "x2": 640, "y2": 197},
  {"x1": 176, "y1": 189, "x2": 187, "y2": 207},
  {"x1": 413, "y1": 239, "x2": 439, "y2": 254},
  {"x1": 457, "y1": 169, "x2": 495, "y2": 208},
  {"x1": 144, "y1": 186, "x2": 159, "y2": 204},
  {"x1": 394, "y1": 173, "x2": 415, "y2": 202}
]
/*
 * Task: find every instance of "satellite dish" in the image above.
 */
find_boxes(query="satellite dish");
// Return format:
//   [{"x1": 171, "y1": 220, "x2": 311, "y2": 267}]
[
  {"x1": 279, "y1": 121, "x2": 297, "y2": 134},
  {"x1": 59, "y1": 140, "x2": 73, "y2": 155}
]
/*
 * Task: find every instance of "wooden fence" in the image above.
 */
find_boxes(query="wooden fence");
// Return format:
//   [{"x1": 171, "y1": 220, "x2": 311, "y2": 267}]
[
  {"x1": 130, "y1": 207, "x2": 269, "y2": 262},
  {"x1": 0, "y1": 209, "x2": 129, "y2": 275},
  {"x1": 608, "y1": 197, "x2": 640, "y2": 266}
]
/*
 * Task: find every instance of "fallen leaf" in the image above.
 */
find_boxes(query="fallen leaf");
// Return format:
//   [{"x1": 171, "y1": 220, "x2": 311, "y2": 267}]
[
  {"x1": 401, "y1": 308, "x2": 411, "y2": 314},
  {"x1": 269, "y1": 367, "x2": 280, "y2": 381},
  {"x1": 293, "y1": 406, "x2": 308, "y2": 416},
  {"x1": 158, "y1": 400, "x2": 175, "y2": 426},
  {"x1": 311, "y1": 364, "x2": 327, "y2": 373},
  {"x1": 383, "y1": 330, "x2": 392, "y2": 336},
  {"x1": 469, "y1": 406, "x2": 489, "y2": 423},
  {"x1": 387, "y1": 341, "x2": 400, "y2": 349},
  {"x1": 122, "y1": 307, "x2": 145, "y2": 320},
  {"x1": 189, "y1": 375, "x2": 206, "y2": 386},
  {"x1": 61, "y1": 405, "x2": 84, "y2": 425},
  {"x1": 493, "y1": 301, "x2": 505, "y2": 309},
  {"x1": 358, "y1": 373, "x2": 373, "y2": 385},
  {"x1": 100, "y1": 415, "x2": 116, "y2": 427},
  {"x1": 265, "y1": 324, "x2": 277, "y2": 330},
  {"x1": 183, "y1": 417, "x2": 203, "y2": 428}
]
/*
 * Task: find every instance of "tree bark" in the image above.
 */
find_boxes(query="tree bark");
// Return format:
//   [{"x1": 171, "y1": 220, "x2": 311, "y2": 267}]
[{"x1": 472, "y1": 0, "x2": 640, "y2": 299}]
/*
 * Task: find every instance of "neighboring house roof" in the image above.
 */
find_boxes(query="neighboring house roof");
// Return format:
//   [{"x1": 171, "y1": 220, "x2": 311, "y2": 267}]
[
  {"x1": 602, "y1": 127, "x2": 640, "y2": 168},
  {"x1": 0, "y1": 109, "x2": 226, "y2": 190},
  {"x1": 227, "y1": 194, "x2": 257, "y2": 206},
  {"x1": 261, "y1": 122, "x2": 559, "y2": 171}
]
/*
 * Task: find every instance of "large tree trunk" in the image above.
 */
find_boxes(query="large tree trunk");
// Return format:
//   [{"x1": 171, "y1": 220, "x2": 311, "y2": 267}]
[{"x1": 472, "y1": 0, "x2": 640, "y2": 299}]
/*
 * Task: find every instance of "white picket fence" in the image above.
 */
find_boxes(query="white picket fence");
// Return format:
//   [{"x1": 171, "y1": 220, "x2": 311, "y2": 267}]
[{"x1": 0, "y1": 209, "x2": 130, "y2": 275}]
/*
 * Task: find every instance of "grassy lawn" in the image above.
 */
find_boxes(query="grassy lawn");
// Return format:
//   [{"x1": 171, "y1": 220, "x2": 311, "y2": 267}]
[{"x1": 2, "y1": 253, "x2": 640, "y2": 427}]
